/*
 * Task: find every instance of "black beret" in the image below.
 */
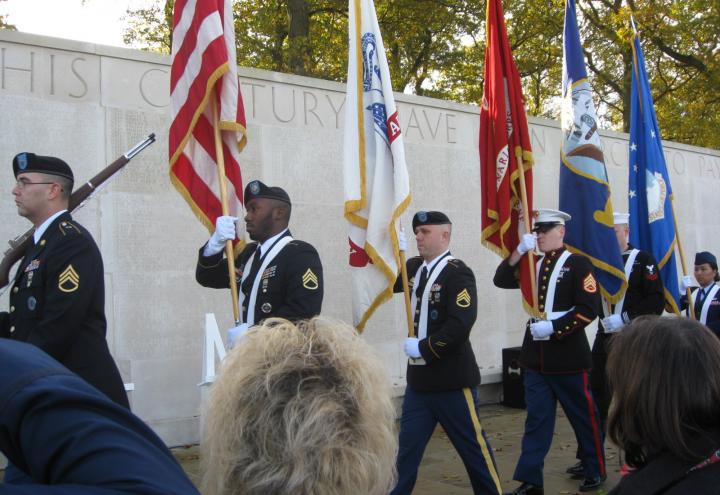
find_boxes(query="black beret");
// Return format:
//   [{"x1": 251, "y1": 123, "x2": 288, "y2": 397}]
[
  {"x1": 13, "y1": 152, "x2": 73, "y2": 182},
  {"x1": 412, "y1": 210, "x2": 451, "y2": 230},
  {"x1": 244, "y1": 180, "x2": 291, "y2": 206},
  {"x1": 695, "y1": 251, "x2": 717, "y2": 270}
]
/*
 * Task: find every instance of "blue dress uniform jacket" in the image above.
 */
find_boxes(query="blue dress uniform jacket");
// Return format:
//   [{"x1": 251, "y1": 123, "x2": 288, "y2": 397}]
[
  {"x1": 494, "y1": 248, "x2": 601, "y2": 373},
  {"x1": 681, "y1": 285, "x2": 720, "y2": 337},
  {"x1": 0, "y1": 339, "x2": 200, "y2": 495},
  {"x1": 394, "y1": 255, "x2": 480, "y2": 392},
  {"x1": 599, "y1": 246, "x2": 665, "y2": 326},
  {"x1": 196, "y1": 232, "x2": 323, "y2": 323},
  {"x1": 0, "y1": 212, "x2": 128, "y2": 408}
]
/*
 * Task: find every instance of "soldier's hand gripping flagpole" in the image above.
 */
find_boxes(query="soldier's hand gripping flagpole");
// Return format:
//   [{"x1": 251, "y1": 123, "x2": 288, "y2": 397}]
[{"x1": 212, "y1": 98, "x2": 241, "y2": 324}]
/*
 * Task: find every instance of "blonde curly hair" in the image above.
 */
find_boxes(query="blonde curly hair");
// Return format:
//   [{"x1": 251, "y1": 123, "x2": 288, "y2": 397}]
[{"x1": 201, "y1": 317, "x2": 397, "y2": 495}]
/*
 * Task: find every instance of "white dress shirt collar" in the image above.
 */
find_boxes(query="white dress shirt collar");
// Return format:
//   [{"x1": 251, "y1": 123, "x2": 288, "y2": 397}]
[
  {"x1": 33, "y1": 210, "x2": 67, "y2": 244},
  {"x1": 258, "y1": 228, "x2": 289, "y2": 258},
  {"x1": 421, "y1": 249, "x2": 450, "y2": 272}
]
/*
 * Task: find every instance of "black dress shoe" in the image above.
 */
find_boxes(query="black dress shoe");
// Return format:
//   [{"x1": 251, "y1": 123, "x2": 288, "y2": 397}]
[
  {"x1": 566, "y1": 460, "x2": 584, "y2": 478},
  {"x1": 504, "y1": 482, "x2": 544, "y2": 495},
  {"x1": 579, "y1": 475, "x2": 606, "y2": 492}
]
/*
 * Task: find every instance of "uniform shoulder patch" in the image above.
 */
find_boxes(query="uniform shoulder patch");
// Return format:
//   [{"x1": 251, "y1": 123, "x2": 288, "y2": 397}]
[
  {"x1": 456, "y1": 288, "x2": 471, "y2": 308},
  {"x1": 58, "y1": 264, "x2": 80, "y2": 292},
  {"x1": 302, "y1": 268, "x2": 319, "y2": 290},
  {"x1": 58, "y1": 220, "x2": 82, "y2": 236},
  {"x1": 582, "y1": 273, "x2": 597, "y2": 293}
]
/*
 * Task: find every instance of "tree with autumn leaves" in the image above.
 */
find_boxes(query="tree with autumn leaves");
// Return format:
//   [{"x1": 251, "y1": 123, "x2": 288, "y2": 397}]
[{"x1": 119, "y1": 0, "x2": 719, "y2": 149}]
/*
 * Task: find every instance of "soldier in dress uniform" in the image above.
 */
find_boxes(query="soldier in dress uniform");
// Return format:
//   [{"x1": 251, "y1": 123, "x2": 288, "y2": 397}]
[
  {"x1": 494, "y1": 208, "x2": 605, "y2": 495},
  {"x1": 680, "y1": 251, "x2": 720, "y2": 337},
  {"x1": 0, "y1": 152, "x2": 129, "y2": 484},
  {"x1": 196, "y1": 180, "x2": 323, "y2": 345},
  {"x1": 0, "y1": 152, "x2": 128, "y2": 409},
  {"x1": 389, "y1": 211, "x2": 502, "y2": 495},
  {"x1": 566, "y1": 212, "x2": 665, "y2": 479}
]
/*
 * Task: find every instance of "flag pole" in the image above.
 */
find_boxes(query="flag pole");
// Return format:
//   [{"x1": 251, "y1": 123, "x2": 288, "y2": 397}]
[
  {"x1": 670, "y1": 196, "x2": 695, "y2": 319},
  {"x1": 397, "y1": 223, "x2": 415, "y2": 337},
  {"x1": 516, "y1": 155, "x2": 539, "y2": 315},
  {"x1": 212, "y1": 96, "x2": 241, "y2": 324},
  {"x1": 399, "y1": 251, "x2": 415, "y2": 338}
]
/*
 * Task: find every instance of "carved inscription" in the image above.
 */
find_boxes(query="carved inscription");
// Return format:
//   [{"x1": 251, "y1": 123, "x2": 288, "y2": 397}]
[{"x1": 0, "y1": 41, "x2": 717, "y2": 168}]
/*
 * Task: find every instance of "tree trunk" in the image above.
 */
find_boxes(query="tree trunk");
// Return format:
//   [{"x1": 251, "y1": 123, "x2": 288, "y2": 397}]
[
  {"x1": 287, "y1": 0, "x2": 311, "y2": 76},
  {"x1": 621, "y1": 47, "x2": 633, "y2": 133}
]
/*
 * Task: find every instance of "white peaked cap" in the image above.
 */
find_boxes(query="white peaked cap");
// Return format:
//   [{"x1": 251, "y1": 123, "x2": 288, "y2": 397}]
[{"x1": 532, "y1": 208, "x2": 572, "y2": 225}]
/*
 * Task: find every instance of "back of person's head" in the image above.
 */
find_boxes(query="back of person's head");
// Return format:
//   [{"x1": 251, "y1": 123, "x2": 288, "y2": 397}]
[
  {"x1": 607, "y1": 315, "x2": 720, "y2": 467},
  {"x1": 201, "y1": 317, "x2": 397, "y2": 495}
]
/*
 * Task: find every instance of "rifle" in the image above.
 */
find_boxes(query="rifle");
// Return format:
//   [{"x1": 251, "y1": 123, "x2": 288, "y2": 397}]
[{"x1": 0, "y1": 133, "x2": 156, "y2": 289}]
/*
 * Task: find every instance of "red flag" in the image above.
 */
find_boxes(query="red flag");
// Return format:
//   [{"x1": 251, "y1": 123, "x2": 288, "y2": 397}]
[
  {"x1": 169, "y1": 0, "x2": 246, "y2": 248},
  {"x1": 480, "y1": 0, "x2": 536, "y2": 315}
]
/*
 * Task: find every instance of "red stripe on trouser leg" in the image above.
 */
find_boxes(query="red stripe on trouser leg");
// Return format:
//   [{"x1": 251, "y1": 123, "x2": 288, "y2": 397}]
[{"x1": 582, "y1": 370, "x2": 605, "y2": 476}]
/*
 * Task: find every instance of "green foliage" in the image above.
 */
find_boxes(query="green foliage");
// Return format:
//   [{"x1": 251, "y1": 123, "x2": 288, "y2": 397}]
[
  {"x1": 123, "y1": 0, "x2": 173, "y2": 53},
  {"x1": 123, "y1": 0, "x2": 720, "y2": 149},
  {"x1": 0, "y1": 0, "x2": 16, "y2": 30}
]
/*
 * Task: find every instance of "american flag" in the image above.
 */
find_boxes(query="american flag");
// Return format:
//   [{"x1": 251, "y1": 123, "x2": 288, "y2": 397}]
[{"x1": 169, "y1": 0, "x2": 246, "y2": 243}]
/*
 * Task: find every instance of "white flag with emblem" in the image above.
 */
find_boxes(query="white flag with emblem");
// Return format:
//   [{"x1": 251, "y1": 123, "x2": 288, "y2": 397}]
[{"x1": 343, "y1": 0, "x2": 411, "y2": 332}]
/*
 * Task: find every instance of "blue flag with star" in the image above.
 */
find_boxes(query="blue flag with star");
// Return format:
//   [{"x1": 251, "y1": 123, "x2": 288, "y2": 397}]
[
  {"x1": 559, "y1": 0, "x2": 626, "y2": 303},
  {"x1": 628, "y1": 30, "x2": 680, "y2": 314}
]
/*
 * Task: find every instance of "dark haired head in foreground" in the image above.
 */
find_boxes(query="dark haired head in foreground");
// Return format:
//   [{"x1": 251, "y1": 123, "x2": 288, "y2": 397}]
[
  {"x1": 607, "y1": 315, "x2": 720, "y2": 494},
  {"x1": 201, "y1": 317, "x2": 397, "y2": 495}
]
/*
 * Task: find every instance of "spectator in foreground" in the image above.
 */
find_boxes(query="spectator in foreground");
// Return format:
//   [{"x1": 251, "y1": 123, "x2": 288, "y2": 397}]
[
  {"x1": 0, "y1": 338, "x2": 200, "y2": 495},
  {"x1": 607, "y1": 315, "x2": 720, "y2": 494},
  {"x1": 201, "y1": 317, "x2": 398, "y2": 495}
]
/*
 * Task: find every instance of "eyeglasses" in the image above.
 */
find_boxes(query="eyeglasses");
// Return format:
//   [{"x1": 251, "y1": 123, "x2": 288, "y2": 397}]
[{"x1": 14, "y1": 178, "x2": 57, "y2": 189}]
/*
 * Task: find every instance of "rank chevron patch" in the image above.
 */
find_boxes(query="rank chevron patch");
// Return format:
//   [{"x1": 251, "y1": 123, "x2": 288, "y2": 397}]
[
  {"x1": 583, "y1": 273, "x2": 597, "y2": 293},
  {"x1": 58, "y1": 265, "x2": 79, "y2": 293},
  {"x1": 302, "y1": 268, "x2": 319, "y2": 290},
  {"x1": 456, "y1": 288, "x2": 471, "y2": 308}
]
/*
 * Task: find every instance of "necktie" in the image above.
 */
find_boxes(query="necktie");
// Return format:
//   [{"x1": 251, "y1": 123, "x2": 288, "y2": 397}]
[
  {"x1": 695, "y1": 288, "x2": 707, "y2": 318},
  {"x1": 415, "y1": 266, "x2": 428, "y2": 298}
]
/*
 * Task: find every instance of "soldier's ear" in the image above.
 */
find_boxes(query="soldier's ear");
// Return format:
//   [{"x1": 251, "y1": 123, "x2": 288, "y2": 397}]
[
  {"x1": 272, "y1": 205, "x2": 289, "y2": 222},
  {"x1": 48, "y1": 182, "x2": 64, "y2": 201}
]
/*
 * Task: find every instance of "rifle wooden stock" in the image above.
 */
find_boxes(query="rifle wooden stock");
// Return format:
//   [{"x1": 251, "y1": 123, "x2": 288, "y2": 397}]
[{"x1": 0, "y1": 134, "x2": 155, "y2": 288}]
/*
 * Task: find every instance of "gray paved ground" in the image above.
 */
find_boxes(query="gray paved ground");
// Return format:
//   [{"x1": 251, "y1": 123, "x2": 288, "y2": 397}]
[{"x1": 172, "y1": 403, "x2": 622, "y2": 494}]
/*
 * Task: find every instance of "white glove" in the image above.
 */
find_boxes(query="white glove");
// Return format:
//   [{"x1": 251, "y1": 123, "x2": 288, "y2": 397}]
[
  {"x1": 516, "y1": 233, "x2": 537, "y2": 255},
  {"x1": 602, "y1": 314, "x2": 625, "y2": 334},
  {"x1": 398, "y1": 229, "x2": 408, "y2": 252},
  {"x1": 404, "y1": 337, "x2": 421, "y2": 359},
  {"x1": 529, "y1": 320, "x2": 554, "y2": 340},
  {"x1": 227, "y1": 323, "x2": 250, "y2": 348},
  {"x1": 680, "y1": 275, "x2": 694, "y2": 292},
  {"x1": 205, "y1": 216, "x2": 238, "y2": 256}
]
